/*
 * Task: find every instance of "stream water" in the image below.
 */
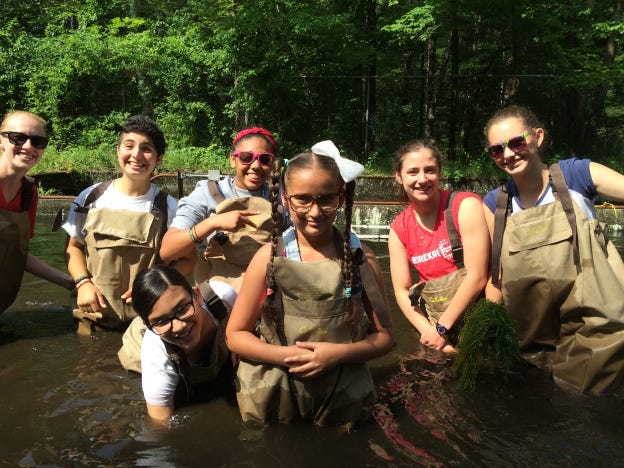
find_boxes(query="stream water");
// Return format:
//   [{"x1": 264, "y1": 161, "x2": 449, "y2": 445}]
[{"x1": 1, "y1": 215, "x2": 623, "y2": 467}]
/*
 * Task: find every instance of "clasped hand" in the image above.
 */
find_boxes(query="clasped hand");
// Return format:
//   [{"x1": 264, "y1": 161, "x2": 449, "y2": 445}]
[
  {"x1": 283, "y1": 341, "x2": 343, "y2": 378},
  {"x1": 420, "y1": 325, "x2": 456, "y2": 353}
]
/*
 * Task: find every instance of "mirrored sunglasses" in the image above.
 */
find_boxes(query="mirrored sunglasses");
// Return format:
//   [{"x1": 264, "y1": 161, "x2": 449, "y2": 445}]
[
  {"x1": 485, "y1": 131, "x2": 532, "y2": 159},
  {"x1": 232, "y1": 150, "x2": 274, "y2": 166},
  {"x1": 0, "y1": 131, "x2": 49, "y2": 149}
]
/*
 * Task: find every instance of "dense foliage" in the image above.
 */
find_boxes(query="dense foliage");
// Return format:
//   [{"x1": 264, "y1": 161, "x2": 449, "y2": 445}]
[{"x1": 2, "y1": 1, "x2": 623, "y2": 177}]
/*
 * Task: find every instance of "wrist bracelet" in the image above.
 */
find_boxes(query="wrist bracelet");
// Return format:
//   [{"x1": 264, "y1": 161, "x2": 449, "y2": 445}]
[
  {"x1": 189, "y1": 226, "x2": 202, "y2": 244},
  {"x1": 74, "y1": 274, "x2": 91, "y2": 286},
  {"x1": 76, "y1": 279, "x2": 93, "y2": 290}
]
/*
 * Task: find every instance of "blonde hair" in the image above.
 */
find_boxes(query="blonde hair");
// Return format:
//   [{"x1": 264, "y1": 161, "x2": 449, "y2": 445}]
[{"x1": 0, "y1": 111, "x2": 47, "y2": 133}]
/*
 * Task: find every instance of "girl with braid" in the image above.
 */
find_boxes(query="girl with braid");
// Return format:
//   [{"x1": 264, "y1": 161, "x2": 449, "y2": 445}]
[{"x1": 226, "y1": 140, "x2": 394, "y2": 428}]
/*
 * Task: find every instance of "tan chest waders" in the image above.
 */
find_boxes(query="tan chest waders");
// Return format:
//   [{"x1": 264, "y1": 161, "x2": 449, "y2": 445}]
[
  {"x1": 195, "y1": 181, "x2": 279, "y2": 292},
  {"x1": 235, "y1": 233, "x2": 376, "y2": 428},
  {"x1": 72, "y1": 182, "x2": 168, "y2": 334},
  {"x1": 0, "y1": 177, "x2": 35, "y2": 313},
  {"x1": 491, "y1": 163, "x2": 624, "y2": 394}
]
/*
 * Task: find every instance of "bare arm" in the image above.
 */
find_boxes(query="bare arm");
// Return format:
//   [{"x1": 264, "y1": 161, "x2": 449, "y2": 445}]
[
  {"x1": 25, "y1": 253, "x2": 74, "y2": 290},
  {"x1": 145, "y1": 403, "x2": 173, "y2": 427},
  {"x1": 159, "y1": 210, "x2": 258, "y2": 264},
  {"x1": 590, "y1": 162, "x2": 624, "y2": 203},
  {"x1": 225, "y1": 244, "x2": 308, "y2": 365},
  {"x1": 65, "y1": 236, "x2": 107, "y2": 311},
  {"x1": 436, "y1": 196, "x2": 489, "y2": 328},
  {"x1": 388, "y1": 228, "x2": 432, "y2": 334},
  {"x1": 483, "y1": 203, "x2": 503, "y2": 303}
]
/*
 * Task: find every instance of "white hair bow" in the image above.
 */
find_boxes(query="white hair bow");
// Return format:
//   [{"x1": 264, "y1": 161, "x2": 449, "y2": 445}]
[{"x1": 311, "y1": 140, "x2": 365, "y2": 183}]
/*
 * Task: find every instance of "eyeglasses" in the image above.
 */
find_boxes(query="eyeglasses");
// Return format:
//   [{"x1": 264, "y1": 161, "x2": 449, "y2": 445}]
[
  {"x1": 485, "y1": 131, "x2": 532, "y2": 159},
  {"x1": 284, "y1": 193, "x2": 341, "y2": 215},
  {"x1": 232, "y1": 150, "x2": 274, "y2": 166},
  {"x1": 148, "y1": 299, "x2": 195, "y2": 336},
  {"x1": 0, "y1": 131, "x2": 49, "y2": 149}
]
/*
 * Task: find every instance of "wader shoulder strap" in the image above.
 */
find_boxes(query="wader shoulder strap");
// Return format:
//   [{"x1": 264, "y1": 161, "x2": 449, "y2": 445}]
[
  {"x1": 491, "y1": 185, "x2": 511, "y2": 287},
  {"x1": 73, "y1": 180, "x2": 113, "y2": 213},
  {"x1": 445, "y1": 191, "x2": 464, "y2": 269},
  {"x1": 549, "y1": 163, "x2": 580, "y2": 269},
  {"x1": 198, "y1": 281, "x2": 228, "y2": 322},
  {"x1": 207, "y1": 180, "x2": 226, "y2": 204},
  {"x1": 20, "y1": 176, "x2": 36, "y2": 212},
  {"x1": 163, "y1": 341, "x2": 192, "y2": 407}
]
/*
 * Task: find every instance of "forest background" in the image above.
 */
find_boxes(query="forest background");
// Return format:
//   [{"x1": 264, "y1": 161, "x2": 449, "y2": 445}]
[{"x1": 2, "y1": 0, "x2": 623, "y2": 187}]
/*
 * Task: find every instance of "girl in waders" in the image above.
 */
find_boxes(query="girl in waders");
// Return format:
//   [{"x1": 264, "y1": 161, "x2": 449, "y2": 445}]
[
  {"x1": 62, "y1": 116, "x2": 178, "y2": 337},
  {"x1": 483, "y1": 105, "x2": 624, "y2": 394},
  {"x1": 226, "y1": 141, "x2": 394, "y2": 428},
  {"x1": 388, "y1": 139, "x2": 490, "y2": 353},
  {"x1": 131, "y1": 264, "x2": 237, "y2": 426},
  {"x1": 160, "y1": 127, "x2": 282, "y2": 293},
  {"x1": 0, "y1": 111, "x2": 74, "y2": 313}
]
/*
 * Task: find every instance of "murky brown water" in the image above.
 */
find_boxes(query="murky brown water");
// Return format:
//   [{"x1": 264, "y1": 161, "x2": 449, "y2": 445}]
[{"x1": 1, "y1": 215, "x2": 623, "y2": 466}]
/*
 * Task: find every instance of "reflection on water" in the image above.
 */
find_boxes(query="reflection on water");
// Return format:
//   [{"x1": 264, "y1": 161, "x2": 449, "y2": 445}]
[{"x1": 1, "y1": 215, "x2": 624, "y2": 466}]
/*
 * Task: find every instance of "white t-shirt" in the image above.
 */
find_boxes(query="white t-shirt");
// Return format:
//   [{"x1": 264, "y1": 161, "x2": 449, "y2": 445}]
[
  {"x1": 62, "y1": 181, "x2": 178, "y2": 242},
  {"x1": 141, "y1": 280, "x2": 237, "y2": 407}
]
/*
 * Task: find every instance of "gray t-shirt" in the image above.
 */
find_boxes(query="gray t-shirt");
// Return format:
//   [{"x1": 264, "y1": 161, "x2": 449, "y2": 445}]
[{"x1": 169, "y1": 176, "x2": 270, "y2": 249}]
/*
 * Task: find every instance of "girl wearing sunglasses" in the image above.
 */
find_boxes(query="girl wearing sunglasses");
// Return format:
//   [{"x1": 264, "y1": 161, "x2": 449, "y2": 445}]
[
  {"x1": 388, "y1": 139, "x2": 490, "y2": 354},
  {"x1": 160, "y1": 127, "x2": 283, "y2": 295},
  {"x1": 482, "y1": 105, "x2": 624, "y2": 394},
  {"x1": 131, "y1": 264, "x2": 237, "y2": 426},
  {"x1": 0, "y1": 110, "x2": 74, "y2": 314}
]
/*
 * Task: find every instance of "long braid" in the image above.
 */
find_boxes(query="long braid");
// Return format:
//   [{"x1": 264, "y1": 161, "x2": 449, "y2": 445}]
[
  {"x1": 342, "y1": 180, "x2": 356, "y2": 325},
  {"x1": 260, "y1": 157, "x2": 285, "y2": 325}
]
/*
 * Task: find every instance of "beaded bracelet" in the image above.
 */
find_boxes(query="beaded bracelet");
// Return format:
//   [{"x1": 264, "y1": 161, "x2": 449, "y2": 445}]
[{"x1": 74, "y1": 274, "x2": 91, "y2": 286}]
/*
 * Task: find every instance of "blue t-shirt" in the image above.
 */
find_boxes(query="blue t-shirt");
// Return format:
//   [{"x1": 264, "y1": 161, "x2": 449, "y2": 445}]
[{"x1": 483, "y1": 158, "x2": 597, "y2": 219}]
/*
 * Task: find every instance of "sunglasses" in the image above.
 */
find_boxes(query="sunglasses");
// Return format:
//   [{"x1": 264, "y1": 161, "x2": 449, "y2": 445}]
[
  {"x1": 0, "y1": 131, "x2": 49, "y2": 149},
  {"x1": 485, "y1": 131, "x2": 532, "y2": 158},
  {"x1": 232, "y1": 150, "x2": 274, "y2": 166}
]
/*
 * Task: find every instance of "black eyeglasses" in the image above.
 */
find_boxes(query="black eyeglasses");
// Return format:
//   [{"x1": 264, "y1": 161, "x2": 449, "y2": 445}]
[
  {"x1": 284, "y1": 193, "x2": 341, "y2": 215},
  {"x1": 148, "y1": 299, "x2": 195, "y2": 336},
  {"x1": 485, "y1": 131, "x2": 532, "y2": 159},
  {"x1": 0, "y1": 131, "x2": 49, "y2": 149},
  {"x1": 232, "y1": 150, "x2": 274, "y2": 166}
]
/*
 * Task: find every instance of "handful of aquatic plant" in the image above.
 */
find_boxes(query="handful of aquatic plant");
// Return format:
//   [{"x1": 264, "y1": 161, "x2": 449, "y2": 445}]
[{"x1": 450, "y1": 299, "x2": 520, "y2": 391}]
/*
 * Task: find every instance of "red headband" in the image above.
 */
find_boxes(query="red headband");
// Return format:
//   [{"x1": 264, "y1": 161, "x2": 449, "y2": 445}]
[{"x1": 232, "y1": 127, "x2": 277, "y2": 152}]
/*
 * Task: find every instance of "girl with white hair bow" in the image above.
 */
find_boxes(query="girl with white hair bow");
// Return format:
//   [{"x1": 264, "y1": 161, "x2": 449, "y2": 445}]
[{"x1": 226, "y1": 140, "x2": 394, "y2": 428}]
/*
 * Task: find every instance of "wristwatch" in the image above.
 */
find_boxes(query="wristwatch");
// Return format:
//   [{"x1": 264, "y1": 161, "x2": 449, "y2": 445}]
[{"x1": 435, "y1": 321, "x2": 450, "y2": 337}]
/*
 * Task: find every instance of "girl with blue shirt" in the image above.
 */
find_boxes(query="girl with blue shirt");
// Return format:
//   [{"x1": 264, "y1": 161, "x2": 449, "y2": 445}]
[{"x1": 482, "y1": 105, "x2": 624, "y2": 394}]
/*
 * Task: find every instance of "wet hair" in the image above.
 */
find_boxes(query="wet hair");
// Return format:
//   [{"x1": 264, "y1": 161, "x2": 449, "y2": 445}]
[
  {"x1": 484, "y1": 105, "x2": 543, "y2": 137},
  {"x1": 0, "y1": 110, "x2": 46, "y2": 133},
  {"x1": 393, "y1": 138, "x2": 443, "y2": 204},
  {"x1": 132, "y1": 264, "x2": 192, "y2": 326},
  {"x1": 118, "y1": 115, "x2": 166, "y2": 156},
  {"x1": 232, "y1": 127, "x2": 277, "y2": 153},
  {"x1": 263, "y1": 152, "x2": 359, "y2": 325}
]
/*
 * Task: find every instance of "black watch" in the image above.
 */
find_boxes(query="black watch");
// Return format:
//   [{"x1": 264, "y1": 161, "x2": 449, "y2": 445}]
[{"x1": 435, "y1": 322, "x2": 450, "y2": 337}]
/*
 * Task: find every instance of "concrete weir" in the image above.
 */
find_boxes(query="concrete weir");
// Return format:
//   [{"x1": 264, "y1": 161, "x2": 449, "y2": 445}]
[{"x1": 36, "y1": 172, "x2": 624, "y2": 241}]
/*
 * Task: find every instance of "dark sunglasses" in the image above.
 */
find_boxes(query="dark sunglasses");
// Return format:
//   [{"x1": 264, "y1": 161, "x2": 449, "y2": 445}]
[
  {"x1": 485, "y1": 131, "x2": 532, "y2": 158},
  {"x1": 0, "y1": 131, "x2": 49, "y2": 149},
  {"x1": 232, "y1": 150, "x2": 274, "y2": 166}
]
